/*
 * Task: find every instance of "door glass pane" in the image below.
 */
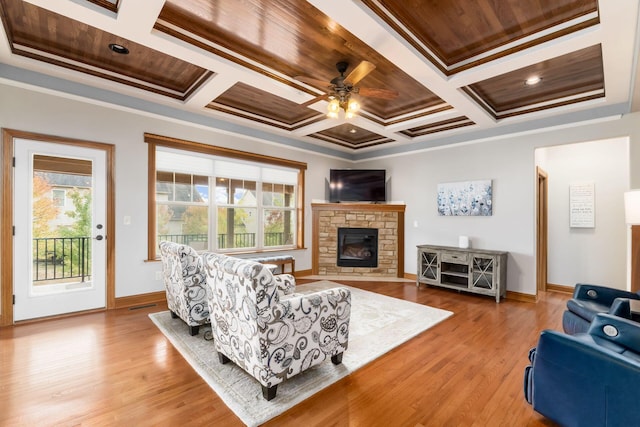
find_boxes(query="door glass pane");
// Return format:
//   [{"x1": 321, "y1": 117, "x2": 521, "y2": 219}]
[{"x1": 32, "y1": 157, "x2": 93, "y2": 295}]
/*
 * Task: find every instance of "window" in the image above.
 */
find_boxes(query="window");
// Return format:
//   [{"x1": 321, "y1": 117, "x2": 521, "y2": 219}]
[
  {"x1": 146, "y1": 134, "x2": 306, "y2": 259},
  {"x1": 51, "y1": 189, "x2": 66, "y2": 207}
]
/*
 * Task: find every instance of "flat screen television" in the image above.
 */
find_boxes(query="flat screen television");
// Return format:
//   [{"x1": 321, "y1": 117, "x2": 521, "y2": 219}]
[{"x1": 329, "y1": 169, "x2": 386, "y2": 203}]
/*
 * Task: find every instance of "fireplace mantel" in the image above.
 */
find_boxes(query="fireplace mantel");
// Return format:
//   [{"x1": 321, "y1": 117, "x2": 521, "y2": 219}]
[{"x1": 311, "y1": 202, "x2": 405, "y2": 278}]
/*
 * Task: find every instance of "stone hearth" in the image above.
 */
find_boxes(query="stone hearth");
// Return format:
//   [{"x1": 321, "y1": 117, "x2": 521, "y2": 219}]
[{"x1": 312, "y1": 202, "x2": 405, "y2": 278}]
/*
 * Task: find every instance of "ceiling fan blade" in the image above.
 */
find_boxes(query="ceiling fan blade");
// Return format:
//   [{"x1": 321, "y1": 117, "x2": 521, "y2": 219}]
[
  {"x1": 300, "y1": 94, "x2": 329, "y2": 107},
  {"x1": 344, "y1": 61, "x2": 376, "y2": 85},
  {"x1": 294, "y1": 75, "x2": 330, "y2": 88},
  {"x1": 357, "y1": 87, "x2": 399, "y2": 99}
]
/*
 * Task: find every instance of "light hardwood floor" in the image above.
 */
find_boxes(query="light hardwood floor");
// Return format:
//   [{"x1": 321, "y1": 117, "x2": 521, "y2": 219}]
[{"x1": 0, "y1": 279, "x2": 564, "y2": 426}]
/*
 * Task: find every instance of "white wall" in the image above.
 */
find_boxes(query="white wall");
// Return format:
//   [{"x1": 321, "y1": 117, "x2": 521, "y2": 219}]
[
  {"x1": 2, "y1": 82, "x2": 639, "y2": 298},
  {"x1": 361, "y1": 114, "x2": 640, "y2": 295},
  {"x1": 536, "y1": 138, "x2": 629, "y2": 289},
  {"x1": 0, "y1": 83, "x2": 348, "y2": 298}
]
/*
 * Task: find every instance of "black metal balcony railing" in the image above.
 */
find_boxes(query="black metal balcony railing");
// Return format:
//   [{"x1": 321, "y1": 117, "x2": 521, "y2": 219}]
[
  {"x1": 32, "y1": 237, "x2": 91, "y2": 282},
  {"x1": 264, "y1": 232, "x2": 293, "y2": 246},
  {"x1": 159, "y1": 233, "x2": 209, "y2": 246},
  {"x1": 158, "y1": 232, "x2": 292, "y2": 249}
]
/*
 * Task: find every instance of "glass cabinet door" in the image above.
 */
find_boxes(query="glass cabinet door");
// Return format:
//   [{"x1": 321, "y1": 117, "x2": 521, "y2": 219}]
[
  {"x1": 420, "y1": 251, "x2": 439, "y2": 281},
  {"x1": 471, "y1": 256, "x2": 495, "y2": 291}
]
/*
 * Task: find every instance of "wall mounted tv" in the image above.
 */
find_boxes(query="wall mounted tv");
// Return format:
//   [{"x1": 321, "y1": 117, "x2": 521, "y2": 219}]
[{"x1": 329, "y1": 169, "x2": 386, "y2": 203}]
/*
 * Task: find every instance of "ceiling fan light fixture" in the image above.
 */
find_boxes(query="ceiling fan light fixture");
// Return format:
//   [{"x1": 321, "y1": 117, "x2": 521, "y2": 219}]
[
  {"x1": 327, "y1": 98, "x2": 340, "y2": 118},
  {"x1": 347, "y1": 98, "x2": 360, "y2": 113},
  {"x1": 344, "y1": 98, "x2": 360, "y2": 119}
]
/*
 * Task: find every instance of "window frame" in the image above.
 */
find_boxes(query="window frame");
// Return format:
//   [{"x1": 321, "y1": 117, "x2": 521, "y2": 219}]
[
  {"x1": 51, "y1": 188, "x2": 66, "y2": 207},
  {"x1": 145, "y1": 133, "x2": 306, "y2": 260}
]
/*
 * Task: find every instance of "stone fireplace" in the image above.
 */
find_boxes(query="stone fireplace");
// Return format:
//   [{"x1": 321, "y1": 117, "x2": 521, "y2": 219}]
[{"x1": 312, "y1": 202, "x2": 405, "y2": 277}]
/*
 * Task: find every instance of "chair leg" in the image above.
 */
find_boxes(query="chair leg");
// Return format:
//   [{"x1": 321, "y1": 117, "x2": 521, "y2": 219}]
[
  {"x1": 331, "y1": 353, "x2": 343, "y2": 365},
  {"x1": 188, "y1": 325, "x2": 199, "y2": 336},
  {"x1": 218, "y1": 352, "x2": 231, "y2": 364},
  {"x1": 170, "y1": 310, "x2": 178, "y2": 319},
  {"x1": 262, "y1": 384, "x2": 277, "y2": 401}
]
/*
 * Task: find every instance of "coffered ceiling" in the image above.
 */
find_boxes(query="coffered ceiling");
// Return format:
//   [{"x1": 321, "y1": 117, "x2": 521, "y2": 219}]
[{"x1": 0, "y1": 0, "x2": 638, "y2": 159}]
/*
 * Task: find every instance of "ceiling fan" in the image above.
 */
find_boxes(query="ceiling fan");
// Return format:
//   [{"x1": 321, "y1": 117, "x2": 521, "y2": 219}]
[{"x1": 295, "y1": 61, "x2": 399, "y2": 118}]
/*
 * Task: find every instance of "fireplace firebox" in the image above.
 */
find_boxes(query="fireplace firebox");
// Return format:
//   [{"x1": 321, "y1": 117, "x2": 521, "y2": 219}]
[{"x1": 337, "y1": 228, "x2": 378, "y2": 267}]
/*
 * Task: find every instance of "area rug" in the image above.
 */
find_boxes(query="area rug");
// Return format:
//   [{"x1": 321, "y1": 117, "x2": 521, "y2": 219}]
[{"x1": 149, "y1": 280, "x2": 453, "y2": 426}]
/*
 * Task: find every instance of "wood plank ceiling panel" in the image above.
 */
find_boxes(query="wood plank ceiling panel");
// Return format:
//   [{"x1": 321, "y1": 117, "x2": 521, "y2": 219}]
[
  {"x1": 308, "y1": 124, "x2": 393, "y2": 150},
  {"x1": 156, "y1": 0, "x2": 445, "y2": 121},
  {"x1": 207, "y1": 82, "x2": 324, "y2": 130},
  {"x1": 0, "y1": 0, "x2": 211, "y2": 100},
  {"x1": 464, "y1": 44, "x2": 604, "y2": 119},
  {"x1": 361, "y1": 0, "x2": 599, "y2": 74}
]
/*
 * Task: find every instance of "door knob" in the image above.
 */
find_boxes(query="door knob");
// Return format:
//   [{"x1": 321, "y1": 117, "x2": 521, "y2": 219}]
[{"x1": 95, "y1": 235, "x2": 104, "y2": 241}]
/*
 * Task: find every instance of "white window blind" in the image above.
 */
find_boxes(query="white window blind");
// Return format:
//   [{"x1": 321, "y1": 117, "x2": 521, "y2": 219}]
[
  {"x1": 262, "y1": 167, "x2": 297, "y2": 184},
  {"x1": 157, "y1": 148, "x2": 298, "y2": 183},
  {"x1": 156, "y1": 149, "x2": 214, "y2": 175},
  {"x1": 214, "y1": 160, "x2": 260, "y2": 180}
]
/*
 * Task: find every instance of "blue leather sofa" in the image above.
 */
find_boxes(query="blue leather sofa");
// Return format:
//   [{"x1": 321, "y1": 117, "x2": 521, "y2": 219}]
[
  {"x1": 524, "y1": 314, "x2": 640, "y2": 426},
  {"x1": 562, "y1": 283, "x2": 637, "y2": 334}
]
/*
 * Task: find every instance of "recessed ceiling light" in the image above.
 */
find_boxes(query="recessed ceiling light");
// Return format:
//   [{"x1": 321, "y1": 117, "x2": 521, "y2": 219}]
[
  {"x1": 525, "y1": 76, "x2": 542, "y2": 86},
  {"x1": 349, "y1": 128, "x2": 357, "y2": 134},
  {"x1": 108, "y1": 43, "x2": 129, "y2": 55}
]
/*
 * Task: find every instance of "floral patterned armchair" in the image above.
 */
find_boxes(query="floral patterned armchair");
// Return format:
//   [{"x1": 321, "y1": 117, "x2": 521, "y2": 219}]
[
  {"x1": 202, "y1": 252, "x2": 351, "y2": 400},
  {"x1": 158, "y1": 241, "x2": 210, "y2": 336}
]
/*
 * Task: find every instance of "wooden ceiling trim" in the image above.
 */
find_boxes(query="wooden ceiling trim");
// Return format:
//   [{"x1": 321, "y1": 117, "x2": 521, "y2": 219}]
[
  {"x1": 206, "y1": 103, "x2": 325, "y2": 131},
  {"x1": 466, "y1": 44, "x2": 604, "y2": 115},
  {"x1": 497, "y1": 89, "x2": 604, "y2": 115},
  {"x1": 0, "y1": 0, "x2": 211, "y2": 101},
  {"x1": 493, "y1": 92, "x2": 605, "y2": 120},
  {"x1": 361, "y1": 0, "x2": 599, "y2": 76},
  {"x1": 11, "y1": 43, "x2": 213, "y2": 100},
  {"x1": 449, "y1": 15, "x2": 599, "y2": 74},
  {"x1": 308, "y1": 123, "x2": 395, "y2": 150},
  {"x1": 399, "y1": 116, "x2": 475, "y2": 138},
  {"x1": 460, "y1": 86, "x2": 496, "y2": 119},
  {"x1": 210, "y1": 82, "x2": 321, "y2": 125},
  {"x1": 461, "y1": 85, "x2": 605, "y2": 120},
  {"x1": 462, "y1": 85, "x2": 605, "y2": 120},
  {"x1": 360, "y1": 0, "x2": 447, "y2": 74},
  {"x1": 85, "y1": 0, "x2": 119, "y2": 13},
  {"x1": 153, "y1": 20, "x2": 316, "y2": 97},
  {"x1": 308, "y1": 133, "x2": 394, "y2": 150},
  {"x1": 358, "y1": 104, "x2": 454, "y2": 126}
]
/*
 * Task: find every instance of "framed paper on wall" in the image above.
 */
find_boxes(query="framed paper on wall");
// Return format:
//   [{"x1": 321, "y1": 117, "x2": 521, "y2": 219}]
[
  {"x1": 437, "y1": 180, "x2": 492, "y2": 216},
  {"x1": 569, "y1": 181, "x2": 595, "y2": 228}
]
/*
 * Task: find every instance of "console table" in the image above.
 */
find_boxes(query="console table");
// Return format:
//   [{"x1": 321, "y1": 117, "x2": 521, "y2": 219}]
[{"x1": 417, "y1": 245, "x2": 507, "y2": 302}]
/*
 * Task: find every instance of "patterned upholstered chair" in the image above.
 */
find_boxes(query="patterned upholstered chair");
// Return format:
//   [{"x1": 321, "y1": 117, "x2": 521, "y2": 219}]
[
  {"x1": 158, "y1": 241, "x2": 210, "y2": 336},
  {"x1": 202, "y1": 252, "x2": 351, "y2": 400}
]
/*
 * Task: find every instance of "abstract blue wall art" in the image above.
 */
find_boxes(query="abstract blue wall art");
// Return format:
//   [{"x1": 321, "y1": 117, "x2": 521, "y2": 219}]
[{"x1": 437, "y1": 180, "x2": 492, "y2": 216}]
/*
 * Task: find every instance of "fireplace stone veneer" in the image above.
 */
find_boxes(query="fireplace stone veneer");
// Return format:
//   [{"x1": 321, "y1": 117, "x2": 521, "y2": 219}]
[{"x1": 312, "y1": 202, "x2": 405, "y2": 277}]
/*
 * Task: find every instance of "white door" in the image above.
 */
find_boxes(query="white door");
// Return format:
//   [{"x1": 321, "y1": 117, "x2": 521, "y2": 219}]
[{"x1": 13, "y1": 139, "x2": 107, "y2": 321}]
